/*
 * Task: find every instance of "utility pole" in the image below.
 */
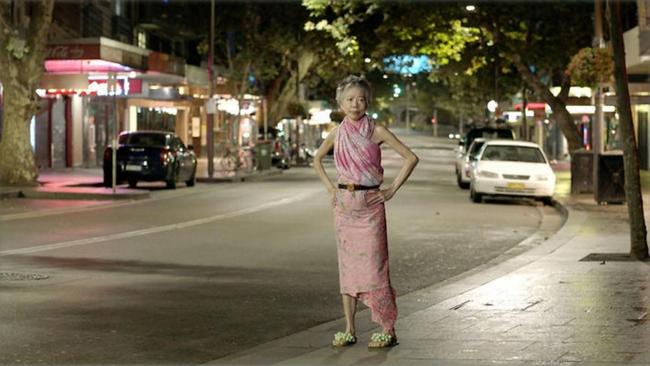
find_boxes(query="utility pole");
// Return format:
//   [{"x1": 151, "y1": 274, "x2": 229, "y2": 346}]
[
  {"x1": 594, "y1": 0, "x2": 605, "y2": 155},
  {"x1": 432, "y1": 107, "x2": 438, "y2": 137},
  {"x1": 593, "y1": 0, "x2": 605, "y2": 202},
  {"x1": 206, "y1": 0, "x2": 215, "y2": 178},
  {"x1": 109, "y1": 71, "x2": 117, "y2": 194},
  {"x1": 522, "y1": 86, "x2": 529, "y2": 141},
  {"x1": 263, "y1": 97, "x2": 268, "y2": 141},
  {"x1": 405, "y1": 81, "x2": 411, "y2": 133}
]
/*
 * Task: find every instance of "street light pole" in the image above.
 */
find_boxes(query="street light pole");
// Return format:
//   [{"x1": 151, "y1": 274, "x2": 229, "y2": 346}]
[
  {"x1": 206, "y1": 0, "x2": 215, "y2": 178},
  {"x1": 109, "y1": 71, "x2": 117, "y2": 194},
  {"x1": 593, "y1": 0, "x2": 605, "y2": 154},
  {"x1": 405, "y1": 82, "x2": 410, "y2": 133}
]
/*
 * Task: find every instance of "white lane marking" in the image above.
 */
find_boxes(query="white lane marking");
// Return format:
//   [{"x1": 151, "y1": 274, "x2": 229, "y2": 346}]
[{"x1": 1, "y1": 191, "x2": 315, "y2": 256}]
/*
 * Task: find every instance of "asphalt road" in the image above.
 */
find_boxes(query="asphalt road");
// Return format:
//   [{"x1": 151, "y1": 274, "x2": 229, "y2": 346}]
[{"x1": 0, "y1": 134, "x2": 559, "y2": 364}]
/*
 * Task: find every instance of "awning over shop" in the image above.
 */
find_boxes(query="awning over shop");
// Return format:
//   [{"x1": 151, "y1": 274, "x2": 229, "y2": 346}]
[
  {"x1": 45, "y1": 37, "x2": 148, "y2": 71},
  {"x1": 514, "y1": 102, "x2": 546, "y2": 111}
]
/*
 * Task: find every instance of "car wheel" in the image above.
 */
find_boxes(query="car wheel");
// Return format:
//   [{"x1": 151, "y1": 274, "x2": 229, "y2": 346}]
[
  {"x1": 457, "y1": 176, "x2": 470, "y2": 189},
  {"x1": 103, "y1": 172, "x2": 112, "y2": 187},
  {"x1": 186, "y1": 169, "x2": 196, "y2": 187},
  {"x1": 541, "y1": 196, "x2": 554, "y2": 206},
  {"x1": 470, "y1": 187, "x2": 482, "y2": 203},
  {"x1": 127, "y1": 179, "x2": 137, "y2": 188},
  {"x1": 165, "y1": 166, "x2": 178, "y2": 189}
]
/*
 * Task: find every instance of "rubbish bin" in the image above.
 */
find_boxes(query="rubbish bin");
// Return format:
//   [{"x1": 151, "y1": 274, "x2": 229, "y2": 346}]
[
  {"x1": 595, "y1": 151, "x2": 626, "y2": 204},
  {"x1": 571, "y1": 149, "x2": 593, "y2": 194},
  {"x1": 256, "y1": 142, "x2": 272, "y2": 170}
]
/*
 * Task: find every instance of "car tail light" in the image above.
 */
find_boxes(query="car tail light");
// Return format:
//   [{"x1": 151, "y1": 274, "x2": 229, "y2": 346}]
[
  {"x1": 160, "y1": 148, "x2": 177, "y2": 165},
  {"x1": 160, "y1": 148, "x2": 170, "y2": 165}
]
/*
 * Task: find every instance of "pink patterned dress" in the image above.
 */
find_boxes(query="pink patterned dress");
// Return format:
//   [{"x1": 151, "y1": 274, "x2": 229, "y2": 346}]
[{"x1": 333, "y1": 114, "x2": 397, "y2": 332}]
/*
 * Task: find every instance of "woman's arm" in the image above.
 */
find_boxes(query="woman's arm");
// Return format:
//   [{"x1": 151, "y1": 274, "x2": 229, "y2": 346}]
[
  {"x1": 367, "y1": 126, "x2": 419, "y2": 205},
  {"x1": 313, "y1": 127, "x2": 338, "y2": 205}
]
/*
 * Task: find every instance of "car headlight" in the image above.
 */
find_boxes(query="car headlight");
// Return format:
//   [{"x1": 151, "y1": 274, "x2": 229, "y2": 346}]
[{"x1": 477, "y1": 170, "x2": 499, "y2": 178}]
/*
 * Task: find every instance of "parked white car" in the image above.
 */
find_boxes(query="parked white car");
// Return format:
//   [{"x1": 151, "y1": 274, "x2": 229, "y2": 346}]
[
  {"x1": 469, "y1": 140, "x2": 556, "y2": 205},
  {"x1": 456, "y1": 138, "x2": 487, "y2": 189},
  {"x1": 454, "y1": 127, "x2": 515, "y2": 189}
]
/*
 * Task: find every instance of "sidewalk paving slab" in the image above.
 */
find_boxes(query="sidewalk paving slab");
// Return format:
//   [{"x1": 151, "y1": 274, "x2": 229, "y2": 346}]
[
  {"x1": 207, "y1": 168, "x2": 650, "y2": 365},
  {"x1": 0, "y1": 165, "x2": 283, "y2": 201}
]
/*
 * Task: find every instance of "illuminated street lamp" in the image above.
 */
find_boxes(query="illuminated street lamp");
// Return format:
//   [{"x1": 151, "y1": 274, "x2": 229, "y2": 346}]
[
  {"x1": 465, "y1": 5, "x2": 476, "y2": 12},
  {"x1": 487, "y1": 100, "x2": 498, "y2": 113}
]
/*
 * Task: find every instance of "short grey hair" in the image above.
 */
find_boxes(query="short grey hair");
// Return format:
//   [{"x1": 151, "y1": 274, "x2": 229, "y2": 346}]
[{"x1": 336, "y1": 75, "x2": 372, "y2": 106}]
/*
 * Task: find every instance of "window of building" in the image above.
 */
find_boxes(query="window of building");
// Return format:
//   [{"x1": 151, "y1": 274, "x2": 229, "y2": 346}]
[
  {"x1": 137, "y1": 30, "x2": 146, "y2": 49},
  {"x1": 114, "y1": 0, "x2": 123, "y2": 16}
]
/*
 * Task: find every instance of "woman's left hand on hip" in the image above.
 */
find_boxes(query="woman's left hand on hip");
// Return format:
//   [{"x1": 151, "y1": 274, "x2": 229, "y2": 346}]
[{"x1": 368, "y1": 189, "x2": 394, "y2": 205}]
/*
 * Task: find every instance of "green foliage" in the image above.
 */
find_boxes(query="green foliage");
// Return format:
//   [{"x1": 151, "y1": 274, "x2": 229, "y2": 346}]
[
  {"x1": 566, "y1": 47, "x2": 614, "y2": 87},
  {"x1": 286, "y1": 101, "x2": 308, "y2": 117}
]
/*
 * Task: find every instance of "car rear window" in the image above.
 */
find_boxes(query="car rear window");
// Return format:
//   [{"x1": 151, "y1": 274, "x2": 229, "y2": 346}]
[
  {"x1": 468, "y1": 141, "x2": 486, "y2": 156},
  {"x1": 119, "y1": 133, "x2": 168, "y2": 147},
  {"x1": 464, "y1": 128, "x2": 515, "y2": 150},
  {"x1": 482, "y1": 146, "x2": 546, "y2": 163}
]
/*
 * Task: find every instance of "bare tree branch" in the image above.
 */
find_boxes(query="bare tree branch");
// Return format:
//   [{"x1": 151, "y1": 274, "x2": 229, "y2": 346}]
[
  {"x1": 558, "y1": 74, "x2": 571, "y2": 103},
  {"x1": 0, "y1": 2, "x2": 12, "y2": 71},
  {"x1": 25, "y1": 0, "x2": 54, "y2": 88},
  {"x1": 0, "y1": 2, "x2": 12, "y2": 36}
]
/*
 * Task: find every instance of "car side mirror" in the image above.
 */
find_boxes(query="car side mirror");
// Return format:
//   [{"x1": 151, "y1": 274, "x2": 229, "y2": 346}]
[{"x1": 187, "y1": 145, "x2": 194, "y2": 150}]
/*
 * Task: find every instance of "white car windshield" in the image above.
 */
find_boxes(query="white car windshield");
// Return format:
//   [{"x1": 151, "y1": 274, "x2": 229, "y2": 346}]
[{"x1": 481, "y1": 146, "x2": 546, "y2": 163}]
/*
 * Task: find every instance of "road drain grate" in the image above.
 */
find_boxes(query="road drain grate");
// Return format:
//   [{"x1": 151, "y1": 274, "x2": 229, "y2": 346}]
[{"x1": 0, "y1": 272, "x2": 50, "y2": 281}]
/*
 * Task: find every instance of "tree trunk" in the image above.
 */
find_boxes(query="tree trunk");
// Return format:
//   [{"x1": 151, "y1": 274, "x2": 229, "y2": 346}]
[
  {"x1": 0, "y1": 0, "x2": 54, "y2": 186},
  {"x1": 264, "y1": 71, "x2": 287, "y2": 126},
  {"x1": 0, "y1": 69, "x2": 39, "y2": 186},
  {"x1": 513, "y1": 60, "x2": 583, "y2": 154},
  {"x1": 608, "y1": 0, "x2": 648, "y2": 259},
  {"x1": 267, "y1": 50, "x2": 318, "y2": 125}
]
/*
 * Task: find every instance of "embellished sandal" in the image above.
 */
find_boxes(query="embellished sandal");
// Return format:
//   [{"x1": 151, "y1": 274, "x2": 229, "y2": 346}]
[
  {"x1": 368, "y1": 333, "x2": 398, "y2": 348},
  {"x1": 331, "y1": 331, "x2": 357, "y2": 347}
]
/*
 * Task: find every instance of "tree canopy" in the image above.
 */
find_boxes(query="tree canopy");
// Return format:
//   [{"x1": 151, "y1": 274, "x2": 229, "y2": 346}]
[{"x1": 302, "y1": 0, "x2": 595, "y2": 149}]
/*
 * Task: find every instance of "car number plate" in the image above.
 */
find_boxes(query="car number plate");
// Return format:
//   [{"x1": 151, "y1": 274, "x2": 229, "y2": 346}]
[
  {"x1": 125, "y1": 164, "x2": 142, "y2": 172},
  {"x1": 506, "y1": 182, "x2": 525, "y2": 190}
]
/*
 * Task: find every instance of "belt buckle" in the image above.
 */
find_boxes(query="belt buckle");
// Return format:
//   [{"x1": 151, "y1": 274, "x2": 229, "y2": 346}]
[{"x1": 346, "y1": 183, "x2": 355, "y2": 192}]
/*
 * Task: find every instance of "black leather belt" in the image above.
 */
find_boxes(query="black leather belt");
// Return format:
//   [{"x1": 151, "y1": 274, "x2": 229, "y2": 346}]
[{"x1": 338, "y1": 183, "x2": 380, "y2": 192}]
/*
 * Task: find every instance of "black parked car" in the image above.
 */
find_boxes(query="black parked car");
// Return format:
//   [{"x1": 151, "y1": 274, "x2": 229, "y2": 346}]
[{"x1": 103, "y1": 131, "x2": 197, "y2": 189}]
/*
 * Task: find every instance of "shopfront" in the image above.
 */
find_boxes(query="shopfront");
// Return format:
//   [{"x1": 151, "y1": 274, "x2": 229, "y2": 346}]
[{"x1": 37, "y1": 38, "x2": 148, "y2": 168}]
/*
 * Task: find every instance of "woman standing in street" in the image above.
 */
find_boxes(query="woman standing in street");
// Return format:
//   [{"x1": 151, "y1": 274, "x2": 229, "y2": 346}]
[{"x1": 313, "y1": 75, "x2": 419, "y2": 348}]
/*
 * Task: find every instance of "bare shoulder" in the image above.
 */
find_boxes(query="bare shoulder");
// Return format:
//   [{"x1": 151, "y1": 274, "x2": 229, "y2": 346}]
[
  {"x1": 372, "y1": 125, "x2": 395, "y2": 143},
  {"x1": 326, "y1": 126, "x2": 339, "y2": 141}
]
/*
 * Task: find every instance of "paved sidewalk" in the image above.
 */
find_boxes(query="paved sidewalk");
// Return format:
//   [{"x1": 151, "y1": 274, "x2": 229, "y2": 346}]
[
  {"x1": 0, "y1": 159, "x2": 283, "y2": 201},
  {"x1": 208, "y1": 169, "x2": 650, "y2": 365}
]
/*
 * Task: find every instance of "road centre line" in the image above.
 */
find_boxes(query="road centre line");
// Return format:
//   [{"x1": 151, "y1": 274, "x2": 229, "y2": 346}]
[{"x1": 0, "y1": 191, "x2": 316, "y2": 256}]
